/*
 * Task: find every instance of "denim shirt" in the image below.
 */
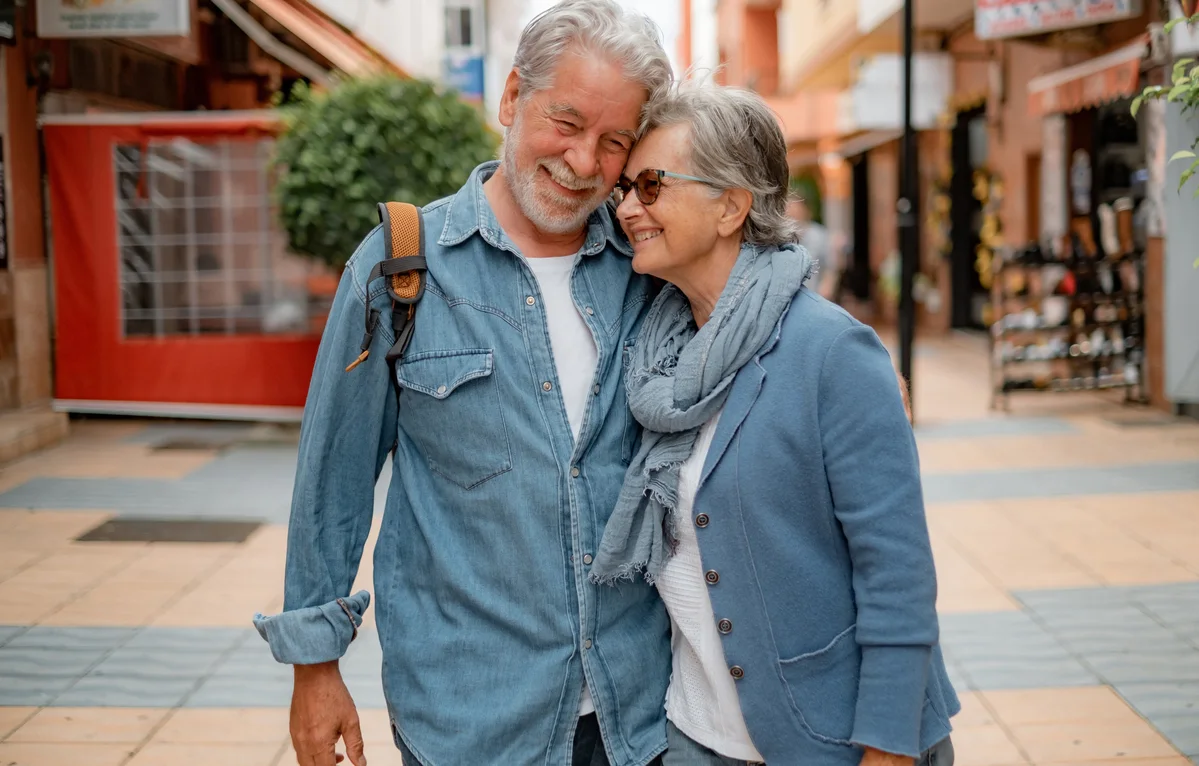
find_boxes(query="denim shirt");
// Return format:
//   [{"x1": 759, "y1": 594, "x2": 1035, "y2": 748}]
[{"x1": 253, "y1": 162, "x2": 671, "y2": 766}]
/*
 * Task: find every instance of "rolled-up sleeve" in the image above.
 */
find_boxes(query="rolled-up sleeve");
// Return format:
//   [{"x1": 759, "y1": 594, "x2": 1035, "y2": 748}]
[
  {"x1": 252, "y1": 227, "x2": 399, "y2": 665},
  {"x1": 817, "y1": 325, "x2": 938, "y2": 758}
]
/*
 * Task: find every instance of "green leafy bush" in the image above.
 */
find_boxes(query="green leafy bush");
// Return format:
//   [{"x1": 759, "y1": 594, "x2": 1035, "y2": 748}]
[
  {"x1": 1133, "y1": 13, "x2": 1199, "y2": 201},
  {"x1": 274, "y1": 76, "x2": 499, "y2": 269}
]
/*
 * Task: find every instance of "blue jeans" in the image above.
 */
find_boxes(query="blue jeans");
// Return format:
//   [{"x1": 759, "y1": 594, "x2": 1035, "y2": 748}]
[
  {"x1": 662, "y1": 722, "x2": 955, "y2": 766},
  {"x1": 394, "y1": 715, "x2": 666, "y2": 766}
]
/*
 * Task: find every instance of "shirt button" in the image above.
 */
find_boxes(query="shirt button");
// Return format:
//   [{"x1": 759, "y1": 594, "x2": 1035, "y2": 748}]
[
  {"x1": 570, "y1": 466, "x2": 580, "y2": 478},
  {"x1": 585, "y1": 307, "x2": 594, "y2": 315},
  {"x1": 718, "y1": 619, "x2": 733, "y2": 634},
  {"x1": 695, "y1": 514, "x2": 710, "y2": 528},
  {"x1": 526, "y1": 296, "x2": 536, "y2": 306},
  {"x1": 705, "y1": 570, "x2": 720, "y2": 585},
  {"x1": 593, "y1": 384, "x2": 601, "y2": 395},
  {"x1": 584, "y1": 639, "x2": 593, "y2": 650},
  {"x1": 583, "y1": 554, "x2": 593, "y2": 565},
  {"x1": 436, "y1": 385, "x2": 447, "y2": 395},
  {"x1": 543, "y1": 381, "x2": 553, "y2": 391},
  {"x1": 730, "y1": 665, "x2": 745, "y2": 680}
]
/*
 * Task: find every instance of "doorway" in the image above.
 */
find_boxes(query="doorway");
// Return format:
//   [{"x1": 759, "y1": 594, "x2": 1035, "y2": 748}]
[{"x1": 949, "y1": 106, "x2": 989, "y2": 328}]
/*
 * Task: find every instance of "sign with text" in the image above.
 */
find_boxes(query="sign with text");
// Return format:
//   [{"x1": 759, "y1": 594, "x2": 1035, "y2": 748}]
[
  {"x1": 37, "y1": 0, "x2": 189, "y2": 38},
  {"x1": 976, "y1": 0, "x2": 1142, "y2": 40}
]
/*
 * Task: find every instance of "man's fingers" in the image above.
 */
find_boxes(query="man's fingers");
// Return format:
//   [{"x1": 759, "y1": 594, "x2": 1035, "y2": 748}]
[
  {"x1": 293, "y1": 736, "x2": 340, "y2": 766},
  {"x1": 344, "y1": 716, "x2": 367, "y2": 766}
]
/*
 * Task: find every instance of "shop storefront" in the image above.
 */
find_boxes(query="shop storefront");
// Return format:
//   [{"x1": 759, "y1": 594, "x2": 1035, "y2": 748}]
[
  {"x1": 967, "y1": 3, "x2": 1163, "y2": 407},
  {"x1": 43, "y1": 111, "x2": 336, "y2": 420}
]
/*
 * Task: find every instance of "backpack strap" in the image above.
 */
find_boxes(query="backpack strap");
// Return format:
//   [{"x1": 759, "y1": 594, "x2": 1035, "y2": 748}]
[{"x1": 344, "y1": 202, "x2": 428, "y2": 384}]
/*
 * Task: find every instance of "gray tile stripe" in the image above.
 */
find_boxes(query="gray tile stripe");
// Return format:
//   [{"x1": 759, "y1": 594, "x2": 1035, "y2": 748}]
[
  {"x1": 922, "y1": 461, "x2": 1199, "y2": 503},
  {"x1": 914, "y1": 417, "x2": 1078, "y2": 440},
  {"x1": 0, "y1": 624, "x2": 386, "y2": 709}
]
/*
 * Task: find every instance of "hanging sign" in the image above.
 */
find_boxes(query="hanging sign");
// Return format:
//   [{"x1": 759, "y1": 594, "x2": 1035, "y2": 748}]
[
  {"x1": 976, "y1": 0, "x2": 1142, "y2": 40},
  {"x1": 36, "y1": 0, "x2": 189, "y2": 38}
]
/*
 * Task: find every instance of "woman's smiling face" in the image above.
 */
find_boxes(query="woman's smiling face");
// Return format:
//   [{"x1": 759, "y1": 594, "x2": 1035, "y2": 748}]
[{"x1": 615, "y1": 123, "x2": 728, "y2": 284}]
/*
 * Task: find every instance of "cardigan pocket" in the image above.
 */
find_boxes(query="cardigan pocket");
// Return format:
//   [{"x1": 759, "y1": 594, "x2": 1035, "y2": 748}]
[{"x1": 779, "y1": 623, "x2": 861, "y2": 746}]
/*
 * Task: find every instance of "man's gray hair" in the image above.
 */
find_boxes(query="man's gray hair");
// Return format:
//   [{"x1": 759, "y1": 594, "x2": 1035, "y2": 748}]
[
  {"x1": 513, "y1": 0, "x2": 673, "y2": 101},
  {"x1": 641, "y1": 85, "x2": 800, "y2": 247}
]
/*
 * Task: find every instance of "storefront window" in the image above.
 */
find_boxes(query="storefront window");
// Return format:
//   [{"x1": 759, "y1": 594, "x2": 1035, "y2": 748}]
[{"x1": 113, "y1": 137, "x2": 332, "y2": 338}]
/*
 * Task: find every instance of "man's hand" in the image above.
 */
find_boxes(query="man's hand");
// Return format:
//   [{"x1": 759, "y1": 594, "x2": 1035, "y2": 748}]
[
  {"x1": 861, "y1": 745, "x2": 916, "y2": 766},
  {"x1": 895, "y1": 368, "x2": 913, "y2": 423},
  {"x1": 291, "y1": 661, "x2": 366, "y2": 766}
]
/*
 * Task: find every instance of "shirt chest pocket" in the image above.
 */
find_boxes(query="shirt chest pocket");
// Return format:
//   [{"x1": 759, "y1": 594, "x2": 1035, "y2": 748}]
[{"x1": 396, "y1": 348, "x2": 513, "y2": 490}]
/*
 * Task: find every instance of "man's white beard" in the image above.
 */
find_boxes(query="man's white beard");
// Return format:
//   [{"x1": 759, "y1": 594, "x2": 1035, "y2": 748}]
[{"x1": 500, "y1": 116, "x2": 607, "y2": 236}]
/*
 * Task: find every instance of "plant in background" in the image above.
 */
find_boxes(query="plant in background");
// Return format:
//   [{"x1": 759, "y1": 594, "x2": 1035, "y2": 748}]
[
  {"x1": 1133, "y1": 13, "x2": 1199, "y2": 197},
  {"x1": 275, "y1": 76, "x2": 499, "y2": 269}
]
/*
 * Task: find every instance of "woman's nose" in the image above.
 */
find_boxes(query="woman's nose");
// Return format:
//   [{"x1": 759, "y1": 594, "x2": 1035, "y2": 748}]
[{"x1": 616, "y1": 190, "x2": 642, "y2": 222}]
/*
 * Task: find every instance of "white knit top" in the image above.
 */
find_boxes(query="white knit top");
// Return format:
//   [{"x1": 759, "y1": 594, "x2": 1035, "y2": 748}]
[{"x1": 655, "y1": 410, "x2": 765, "y2": 762}]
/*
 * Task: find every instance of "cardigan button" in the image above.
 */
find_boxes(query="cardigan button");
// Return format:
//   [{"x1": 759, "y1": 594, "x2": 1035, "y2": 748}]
[
  {"x1": 718, "y1": 619, "x2": 733, "y2": 634},
  {"x1": 695, "y1": 513, "x2": 710, "y2": 528},
  {"x1": 730, "y1": 665, "x2": 745, "y2": 680},
  {"x1": 705, "y1": 570, "x2": 720, "y2": 585}
]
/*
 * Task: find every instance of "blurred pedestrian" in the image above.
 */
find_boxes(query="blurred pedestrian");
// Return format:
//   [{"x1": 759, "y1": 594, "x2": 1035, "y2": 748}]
[
  {"x1": 253, "y1": 2, "x2": 674, "y2": 765},
  {"x1": 789, "y1": 198, "x2": 842, "y2": 301},
  {"x1": 596, "y1": 83, "x2": 957, "y2": 766}
]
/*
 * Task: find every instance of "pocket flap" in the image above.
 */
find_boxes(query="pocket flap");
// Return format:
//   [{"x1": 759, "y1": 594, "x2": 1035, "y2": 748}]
[{"x1": 396, "y1": 349, "x2": 494, "y2": 399}]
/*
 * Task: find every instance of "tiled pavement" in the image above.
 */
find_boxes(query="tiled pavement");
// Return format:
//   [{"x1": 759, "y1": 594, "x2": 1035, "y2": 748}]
[{"x1": 1, "y1": 331, "x2": 1198, "y2": 765}]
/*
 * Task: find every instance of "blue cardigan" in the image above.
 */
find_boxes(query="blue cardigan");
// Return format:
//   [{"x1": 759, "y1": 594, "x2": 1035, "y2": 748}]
[{"x1": 692, "y1": 288, "x2": 960, "y2": 765}]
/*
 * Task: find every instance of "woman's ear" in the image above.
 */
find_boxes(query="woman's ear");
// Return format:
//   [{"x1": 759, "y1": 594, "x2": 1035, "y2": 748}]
[{"x1": 717, "y1": 188, "x2": 753, "y2": 238}]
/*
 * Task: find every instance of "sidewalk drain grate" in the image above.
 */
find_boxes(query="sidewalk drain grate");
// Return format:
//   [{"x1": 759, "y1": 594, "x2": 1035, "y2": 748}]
[{"x1": 75, "y1": 518, "x2": 262, "y2": 544}]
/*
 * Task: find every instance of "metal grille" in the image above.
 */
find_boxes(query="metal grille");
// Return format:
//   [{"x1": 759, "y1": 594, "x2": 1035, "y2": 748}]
[{"x1": 114, "y1": 137, "x2": 334, "y2": 338}]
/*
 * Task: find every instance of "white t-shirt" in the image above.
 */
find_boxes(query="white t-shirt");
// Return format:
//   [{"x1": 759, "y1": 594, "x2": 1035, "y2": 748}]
[
  {"x1": 656, "y1": 409, "x2": 765, "y2": 762},
  {"x1": 524, "y1": 254, "x2": 599, "y2": 717}
]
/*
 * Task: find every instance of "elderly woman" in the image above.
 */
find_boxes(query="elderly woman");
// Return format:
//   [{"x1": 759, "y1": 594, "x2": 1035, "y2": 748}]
[{"x1": 589, "y1": 85, "x2": 959, "y2": 766}]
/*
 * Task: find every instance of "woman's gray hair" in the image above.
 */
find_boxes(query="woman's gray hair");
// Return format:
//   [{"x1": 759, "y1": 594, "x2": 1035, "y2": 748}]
[
  {"x1": 513, "y1": 0, "x2": 673, "y2": 101},
  {"x1": 641, "y1": 85, "x2": 800, "y2": 247}
]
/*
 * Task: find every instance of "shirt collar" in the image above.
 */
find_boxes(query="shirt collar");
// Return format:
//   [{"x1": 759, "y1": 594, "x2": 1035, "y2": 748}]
[{"x1": 438, "y1": 161, "x2": 634, "y2": 258}]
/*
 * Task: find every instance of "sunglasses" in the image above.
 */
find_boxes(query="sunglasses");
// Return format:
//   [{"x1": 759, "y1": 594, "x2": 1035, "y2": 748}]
[{"x1": 612, "y1": 169, "x2": 719, "y2": 206}]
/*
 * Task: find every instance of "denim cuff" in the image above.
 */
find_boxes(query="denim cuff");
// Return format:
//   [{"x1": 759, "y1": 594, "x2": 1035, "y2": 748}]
[{"x1": 252, "y1": 590, "x2": 371, "y2": 665}]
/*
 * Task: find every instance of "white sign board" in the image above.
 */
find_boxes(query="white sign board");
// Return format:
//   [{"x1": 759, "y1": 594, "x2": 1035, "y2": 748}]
[
  {"x1": 976, "y1": 0, "x2": 1142, "y2": 40},
  {"x1": 37, "y1": 0, "x2": 189, "y2": 38}
]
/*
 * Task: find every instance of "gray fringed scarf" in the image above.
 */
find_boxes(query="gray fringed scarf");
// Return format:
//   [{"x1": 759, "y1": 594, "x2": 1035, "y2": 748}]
[{"x1": 590, "y1": 242, "x2": 814, "y2": 585}]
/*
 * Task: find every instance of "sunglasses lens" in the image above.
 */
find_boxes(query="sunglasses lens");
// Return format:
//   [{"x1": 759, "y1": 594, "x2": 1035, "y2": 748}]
[{"x1": 636, "y1": 172, "x2": 661, "y2": 204}]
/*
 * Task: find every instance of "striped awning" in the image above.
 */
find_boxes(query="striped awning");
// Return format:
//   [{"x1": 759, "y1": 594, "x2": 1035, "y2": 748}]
[{"x1": 1028, "y1": 35, "x2": 1148, "y2": 116}]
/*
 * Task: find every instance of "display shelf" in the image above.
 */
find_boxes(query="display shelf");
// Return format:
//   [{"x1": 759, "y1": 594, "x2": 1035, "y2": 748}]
[{"x1": 988, "y1": 244, "x2": 1148, "y2": 410}]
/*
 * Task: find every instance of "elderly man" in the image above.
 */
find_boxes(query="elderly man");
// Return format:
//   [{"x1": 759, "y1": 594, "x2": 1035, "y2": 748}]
[{"x1": 252, "y1": 2, "x2": 674, "y2": 766}]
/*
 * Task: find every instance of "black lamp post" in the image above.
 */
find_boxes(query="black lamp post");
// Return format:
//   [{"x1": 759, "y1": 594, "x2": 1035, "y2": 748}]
[{"x1": 898, "y1": 0, "x2": 918, "y2": 422}]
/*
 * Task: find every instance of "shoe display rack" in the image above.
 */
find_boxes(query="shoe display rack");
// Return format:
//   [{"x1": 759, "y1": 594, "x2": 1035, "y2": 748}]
[{"x1": 988, "y1": 200, "x2": 1148, "y2": 410}]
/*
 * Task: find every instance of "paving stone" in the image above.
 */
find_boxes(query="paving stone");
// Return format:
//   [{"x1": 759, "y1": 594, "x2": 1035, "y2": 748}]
[
  {"x1": 955, "y1": 657, "x2": 1099, "y2": 690},
  {"x1": 0, "y1": 625, "x2": 27, "y2": 647},
  {"x1": 88, "y1": 648, "x2": 223, "y2": 679},
  {"x1": 5, "y1": 627, "x2": 139, "y2": 650},
  {"x1": 121, "y1": 627, "x2": 246, "y2": 653},
  {"x1": 51, "y1": 675, "x2": 196, "y2": 707},
  {"x1": 0, "y1": 685, "x2": 57, "y2": 706},
  {"x1": 1016, "y1": 587, "x2": 1136, "y2": 610},
  {"x1": 1150, "y1": 715, "x2": 1199, "y2": 757},
  {"x1": 1088, "y1": 652, "x2": 1199, "y2": 684},
  {"x1": 922, "y1": 461, "x2": 1199, "y2": 503},
  {"x1": 0, "y1": 646, "x2": 107, "y2": 677},
  {"x1": 184, "y1": 676, "x2": 295, "y2": 707},
  {"x1": 914, "y1": 416, "x2": 1078, "y2": 440},
  {"x1": 1117, "y1": 682, "x2": 1199, "y2": 718}
]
